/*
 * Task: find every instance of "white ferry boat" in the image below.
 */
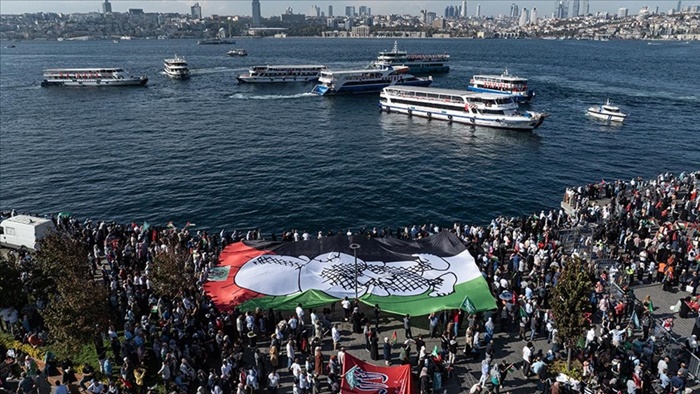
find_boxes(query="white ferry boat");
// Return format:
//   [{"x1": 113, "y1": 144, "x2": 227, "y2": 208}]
[
  {"x1": 311, "y1": 66, "x2": 432, "y2": 96},
  {"x1": 236, "y1": 65, "x2": 328, "y2": 83},
  {"x1": 468, "y1": 69, "x2": 535, "y2": 102},
  {"x1": 163, "y1": 55, "x2": 190, "y2": 79},
  {"x1": 370, "y1": 41, "x2": 449, "y2": 74},
  {"x1": 41, "y1": 68, "x2": 148, "y2": 87},
  {"x1": 587, "y1": 99, "x2": 627, "y2": 123},
  {"x1": 379, "y1": 86, "x2": 546, "y2": 131}
]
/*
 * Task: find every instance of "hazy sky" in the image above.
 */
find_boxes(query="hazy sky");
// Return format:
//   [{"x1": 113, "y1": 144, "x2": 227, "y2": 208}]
[{"x1": 0, "y1": 0, "x2": 684, "y2": 17}]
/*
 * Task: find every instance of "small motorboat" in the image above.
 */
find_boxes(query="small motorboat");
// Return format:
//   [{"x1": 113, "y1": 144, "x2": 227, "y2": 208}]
[
  {"x1": 587, "y1": 99, "x2": 627, "y2": 123},
  {"x1": 227, "y1": 49, "x2": 248, "y2": 57}
]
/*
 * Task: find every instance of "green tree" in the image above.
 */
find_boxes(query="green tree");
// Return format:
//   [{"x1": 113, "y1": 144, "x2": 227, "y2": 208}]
[
  {"x1": 550, "y1": 256, "x2": 594, "y2": 369},
  {"x1": 151, "y1": 243, "x2": 196, "y2": 300},
  {"x1": 0, "y1": 253, "x2": 25, "y2": 309},
  {"x1": 33, "y1": 233, "x2": 109, "y2": 355}
]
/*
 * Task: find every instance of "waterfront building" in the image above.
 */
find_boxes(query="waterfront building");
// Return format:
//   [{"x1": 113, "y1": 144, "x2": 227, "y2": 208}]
[
  {"x1": 519, "y1": 7, "x2": 528, "y2": 26},
  {"x1": 326, "y1": 18, "x2": 336, "y2": 28},
  {"x1": 102, "y1": 0, "x2": 112, "y2": 14},
  {"x1": 426, "y1": 12, "x2": 437, "y2": 24},
  {"x1": 328, "y1": 5, "x2": 333, "y2": 17},
  {"x1": 191, "y1": 2, "x2": 202, "y2": 19},
  {"x1": 582, "y1": 0, "x2": 589, "y2": 15},
  {"x1": 557, "y1": 0, "x2": 569, "y2": 19},
  {"x1": 308, "y1": 5, "x2": 320, "y2": 17},
  {"x1": 252, "y1": 0, "x2": 261, "y2": 27}
]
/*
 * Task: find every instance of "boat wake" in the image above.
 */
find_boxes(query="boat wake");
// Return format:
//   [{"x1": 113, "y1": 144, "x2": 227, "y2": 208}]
[{"x1": 229, "y1": 92, "x2": 315, "y2": 100}]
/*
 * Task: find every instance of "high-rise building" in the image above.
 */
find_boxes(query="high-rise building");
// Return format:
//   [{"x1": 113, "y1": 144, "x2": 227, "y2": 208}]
[
  {"x1": 530, "y1": 7, "x2": 537, "y2": 23},
  {"x1": 677, "y1": 0, "x2": 682, "y2": 12},
  {"x1": 461, "y1": 0, "x2": 467, "y2": 17},
  {"x1": 571, "y1": 0, "x2": 579, "y2": 17},
  {"x1": 328, "y1": 5, "x2": 333, "y2": 17},
  {"x1": 510, "y1": 3, "x2": 519, "y2": 18},
  {"x1": 617, "y1": 7, "x2": 628, "y2": 17},
  {"x1": 367, "y1": 8, "x2": 371, "y2": 16},
  {"x1": 102, "y1": 0, "x2": 112, "y2": 14},
  {"x1": 359, "y1": 6, "x2": 367, "y2": 16},
  {"x1": 581, "y1": 0, "x2": 589, "y2": 15},
  {"x1": 519, "y1": 7, "x2": 528, "y2": 26},
  {"x1": 252, "y1": 0, "x2": 261, "y2": 27},
  {"x1": 308, "y1": 5, "x2": 320, "y2": 17},
  {"x1": 554, "y1": 0, "x2": 568, "y2": 18},
  {"x1": 476, "y1": 4, "x2": 481, "y2": 17},
  {"x1": 345, "y1": 6, "x2": 355, "y2": 17},
  {"x1": 190, "y1": 2, "x2": 202, "y2": 19}
]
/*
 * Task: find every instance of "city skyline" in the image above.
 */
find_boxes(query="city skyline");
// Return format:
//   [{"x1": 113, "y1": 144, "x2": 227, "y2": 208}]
[{"x1": 0, "y1": 0, "x2": 688, "y2": 17}]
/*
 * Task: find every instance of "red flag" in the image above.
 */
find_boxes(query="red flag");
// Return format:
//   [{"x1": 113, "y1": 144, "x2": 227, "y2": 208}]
[
  {"x1": 391, "y1": 330, "x2": 397, "y2": 345},
  {"x1": 341, "y1": 353, "x2": 413, "y2": 394}
]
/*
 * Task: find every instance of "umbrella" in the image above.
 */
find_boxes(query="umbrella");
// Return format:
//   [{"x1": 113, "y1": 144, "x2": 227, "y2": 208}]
[{"x1": 498, "y1": 291, "x2": 513, "y2": 301}]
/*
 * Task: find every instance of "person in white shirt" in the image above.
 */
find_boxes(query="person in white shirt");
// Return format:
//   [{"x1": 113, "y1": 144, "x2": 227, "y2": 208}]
[
  {"x1": 341, "y1": 297, "x2": 351, "y2": 321},
  {"x1": 332, "y1": 324, "x2": 341, "y2": 350},
  {"x1": 295, "y1": 304, "x2": 305, "y2": 326},
  {"x1": 286, "y1": 340, "x2": 296, "y2": 369},
  {"x1": 522, "y1": 343, "x2": 533, "y2": 377},
  {"x1": 657, "y1": 356, "x2": 669, "y2": 378},
  {"x1": 268, "y1": 370, "x2": 280, "y2": 393},
  {"x1": 337, "y1": 347, "x2": 346, "y2": 368},
  {"x1": 290, "y1": 359, "x2": 302, "y2": 379}
]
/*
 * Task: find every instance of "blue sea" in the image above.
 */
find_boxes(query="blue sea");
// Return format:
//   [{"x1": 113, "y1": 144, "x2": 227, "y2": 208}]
[{"x1": 0, "y1": 38, "x2": 698, "y2": 233}]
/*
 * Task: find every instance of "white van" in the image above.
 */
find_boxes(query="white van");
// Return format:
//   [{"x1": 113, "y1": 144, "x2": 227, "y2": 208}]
[{"x1": 0, "y1": 215, "x2": 56, "y2": 251}]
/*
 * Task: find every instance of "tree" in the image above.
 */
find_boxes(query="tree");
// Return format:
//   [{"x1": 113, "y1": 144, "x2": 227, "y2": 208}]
[
  {"x1": 151, "y1": 242, "x2": 196, "y2": 300},
  {"x1": 0, "y1": 253, "x2": 25, "y2": 309},
  {"x1": 33, "y1": 233, "x2": 109, "y2": 355},
  {"x1": 550, "y1": 256, "x2": 594, "y2": 370}
]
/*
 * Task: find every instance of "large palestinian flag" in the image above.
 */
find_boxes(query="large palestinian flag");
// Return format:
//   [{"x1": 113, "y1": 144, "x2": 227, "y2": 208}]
[
  {"x1": 204, "y1": 231, "x2": 496, "y2": 316},
  {"x1": 341, "y1": 353, "x2": 413, "y2": 394}
]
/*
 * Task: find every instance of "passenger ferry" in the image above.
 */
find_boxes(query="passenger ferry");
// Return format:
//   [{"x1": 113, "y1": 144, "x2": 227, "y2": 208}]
[
  {"x1": 467, "y1": 69, "x2": 535, "y2": 102},
  {"x1": 311, "y1": 66, "x2": 432, "y2": 96},
  {"x1": 236, "y1": 65, "x2": 328, "y2": 83},
  {"x1": 370, "y1": 41, "x2": 450, "y2": 74},
  {"x1": 227, "y1": 49, "x2": 248, "y2": 57},
  {"x1": 587, "y1": 99, "x2": 627, "y2": 123},
  {"x1": 379, "y1": 86, "x2": 546, "y2": 131},
  {"x1": 163, "y1": 55, "x2": 190, "y2": 79},
  {"x1": 41, "y1": 68, "x2": 148, "y2": 87}
]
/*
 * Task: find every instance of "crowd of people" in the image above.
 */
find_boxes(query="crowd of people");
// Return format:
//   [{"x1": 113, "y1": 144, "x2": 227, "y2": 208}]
[{"x1": 0, "y1": 170, "x2": 699, "y2": 394}]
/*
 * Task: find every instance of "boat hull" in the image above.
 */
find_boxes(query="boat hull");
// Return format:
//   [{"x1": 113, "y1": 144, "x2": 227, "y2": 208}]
[
  {"x1": 467, "y1": 86, "x2": 534, "y2": 102},
  {"x1": 372, "y1": 62, "x2": 449, "y2": 74},
  {"x1": 41, "y1": 77, "x2": 148, "y2": 87},
  {"x1": 379, "y1": 102, "x2": 543, "y2": 131},
  {"x1": 312, "y1": 78, "x2": 432, "y2": 96},
  {"x1": 587, "y1": 109, "x2": 626, "y2": 122},
  {"x1": 237, "y1": 75, "x2": 320, "y2": 83},
  {"x1": 164, "y1": 70, "x2": 190, "y2": 79}
]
